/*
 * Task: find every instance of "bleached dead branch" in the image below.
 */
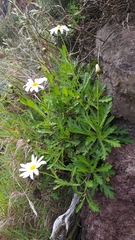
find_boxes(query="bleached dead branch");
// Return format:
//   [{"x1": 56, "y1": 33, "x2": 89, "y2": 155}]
[{"x1": 50, "y1": 193, "x2": 81, "y2": 240}]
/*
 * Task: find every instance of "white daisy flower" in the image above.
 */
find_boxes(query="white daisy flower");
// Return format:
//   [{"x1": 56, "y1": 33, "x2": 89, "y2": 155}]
[
  {"x1": 19, "y1": 154, "x2": 46, "y2": 180},
  {"x1": 49, "y1": 25, "x2": 69, "y2": 35},
  {"x1": 24, "y1": 77, "x2": 48, "y2": 93}
]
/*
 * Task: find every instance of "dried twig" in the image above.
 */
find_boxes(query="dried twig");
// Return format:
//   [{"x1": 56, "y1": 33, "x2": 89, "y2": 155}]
[{"x1": 50, "y1": 193, "x2": 81, "y2": 240}]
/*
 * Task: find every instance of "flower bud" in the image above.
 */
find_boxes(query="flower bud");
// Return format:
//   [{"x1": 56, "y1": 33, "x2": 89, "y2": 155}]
[
  {"x1": 42, "y1": 47, "x2": 47, "y2": 52},
  {"x1": 95, "y1": 64, "x2": 101, "y2": 74}
]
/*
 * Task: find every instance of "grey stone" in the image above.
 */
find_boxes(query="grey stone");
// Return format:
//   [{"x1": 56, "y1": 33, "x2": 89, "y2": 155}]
[{"x1": 95, "y1": 14, "x2": 135, "y2": 123}]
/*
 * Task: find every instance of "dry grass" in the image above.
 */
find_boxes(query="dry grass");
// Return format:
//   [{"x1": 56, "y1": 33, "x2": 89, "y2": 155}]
[{"x1": 0, "y1": 136, "x2": 72, "y2": 239}]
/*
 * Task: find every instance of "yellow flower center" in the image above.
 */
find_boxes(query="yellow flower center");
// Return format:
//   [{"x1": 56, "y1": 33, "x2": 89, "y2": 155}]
[
  {"x1": 30, "y1": 164, "x2": 36, "y2": 170},
  {"x1": 57, "y1": 25, "x2": 61, "y2": 30},
  {"x1": 32, "y1": 82, "x2": 38, "y2": 87}
]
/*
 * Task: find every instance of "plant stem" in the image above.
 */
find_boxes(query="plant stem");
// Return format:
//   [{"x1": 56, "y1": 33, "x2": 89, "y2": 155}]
[{"x1": 97, "y1": 75, "x2": 100, "y2": 124}]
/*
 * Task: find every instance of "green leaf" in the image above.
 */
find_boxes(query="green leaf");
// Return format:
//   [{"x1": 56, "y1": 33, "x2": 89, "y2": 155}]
[
  {"x1": 54, "y1": 179, "x2": 80, "y2": 188},
  {"x1": 114, "y1": 127, "x2": 134, "y2": 144},
  {"x1": 94, "y1": 173, "x2": 103, "y2": 185},
  {"x1": 53, "y1": 85, "x2": 60, "y2": 95},
  {"x1": 100, "y1": 184, "x2": 114, "y2": 199},
  {"x1": 79, "y1": 115, "x2": 96, "y2": 132},
  {"x1": 61, "y1": 87, "x2": 68, "y2": 96},
  {"x1": 77, "y1": 155, "x2": 91, "y2": 167},
  {"x1": 105, "y1": 139, "x2": 121, "y2": 148},
  {"x1": 74, "y1": 162, "x2": 89, "y2": 173},
  {"x1": 119, "y1": 137, "x2": 134, "y2": 144},
  {"x1": 85, "y1": 135, "x2": 97, "y2": 145},
  {"x1": 75, "y1": 172, "x2": 84, "y2": 185},
  {"x1": 51, "y1": 192, "x2": 59, "y2": 200},
  {"x1": 53, "y1": 162, "x2": 70, "y2": 171},
  {"x1": 85, "y1": 180, "x2": 93, "y2": 188},
  {"x1": 102, "y1": 126, "x2": 117, "y2": 138},
  {"x1": 68, "y1": 118, "x2": 87, "y2": 135},
  {"x1": 71, "y1": 166, "x2": 77, "y2": 179},
  {"x1": 68, "y1": 139, "x2": 81, "y2": 146},
  {"x1": 104, "y1": 115, "x2": 114, "y2": 127},
  {"x1": 99, "y1": 140, "x2": 109, "y2": 160},
  {"x1": 99, "y1": 102, "x2": 112, "y2": 127},
  {"x1": 76, "y1": 143, "x2": 87, "y2": 155},
  {"x1": 96, "y1": 163, "x2": 112, "y2": 173},
  {"x1": 20, "y1": 98, "x2": 46, "y2": 118},
  {"x1": 99, "y1": 95, "x2": 112, "y2": 103},
  {"x1": 87, "y1": 195, "x2": 100, "y2": 212},
  {"x1": 76, "y1": 197, "x2": 85, "y2": 213}
]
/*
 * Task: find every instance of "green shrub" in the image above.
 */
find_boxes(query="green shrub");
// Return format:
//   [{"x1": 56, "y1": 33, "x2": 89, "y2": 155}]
[{"x1": 14, "y1": 45, "x2": 132, "y2": 212}]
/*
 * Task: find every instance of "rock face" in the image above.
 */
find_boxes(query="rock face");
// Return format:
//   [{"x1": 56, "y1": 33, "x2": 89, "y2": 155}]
[
  {"x1": 0, "y1": 0, "x2": 8, "y2": 17},
  {"x1": 95, "y1": 14, "x2": 135, "y2": 123},
  {"x1": 81, "y1": 143, "x2": 135, "y2": 240},
  {"x1": 0, "y1": 0, "x2": 36, "y2": 17},
  {"x1": 15, "y1": 0, "x2": 36, "y2": 11},
  {"x1": 80, "y1": 10, "x2": 135, "y2": 240}
]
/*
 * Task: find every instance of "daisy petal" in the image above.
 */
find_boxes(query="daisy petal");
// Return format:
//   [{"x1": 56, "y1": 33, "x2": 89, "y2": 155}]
[
  {"x1": 19, "y1": 168, "x2": 27, "y2": 172},
  {"x1": 27, "y1": 79, "x2": 33, "y2": 84},
  {"x1": 37, "y1": 77, "x2": 47, "y2": 84},
  {"x1": 34, "y1": 168, "x2": 39, "y2": 176},
  {"x1": 31, "y1": 154, "x2": 37, "y2": 163},
  {"x1": 37, "y1": 156, "x2": 44, "y2": 162},
  {"x1": 25, "y1": 86, "x2": 31, "y2": 92},
  {"x1": 63, "y1": 25, "x2": 69, "y2": 31},
  {"x1": 34, "y1": 87, "x2": 40, "y2": 92},
  {"x1": 30, "y1": 172, "x2": 34, "y2": 180},
  {"x1": 20, "y1": 171, "x2": 30, "y2": 178},
  {"x1": 20, "y1": 163, "x2": 28, "y2": 168},
  {"x1": 37, "y1": 161, "x2": 46, "y2": 168},
  {"x1": 38, "y1": 85, "x2": 44, "y2": 90},
  {"x1": 60, "y1": 28, "x2": 64, "y2": 34}
]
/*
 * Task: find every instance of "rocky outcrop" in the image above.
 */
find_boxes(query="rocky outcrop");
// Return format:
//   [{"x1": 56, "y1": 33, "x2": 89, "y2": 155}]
[
  {"x1": 15, "y1": 0, "x2": 36, "y2": 11},
  {"x1": 0, "y1": 0, "x2": 8, "y2": 17},
  {"x1": 80, "y1": 9, "x2": 135, "y2": 240},
  {"x1": 81, "y1": 142, "x2": 135, "y2": 240},
  {"x1": 0, "y1": 0, "x2": 36, "y2": 17},
  {"x1": 95, "y1": 13, "x2": 135, "y2": 123}
]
